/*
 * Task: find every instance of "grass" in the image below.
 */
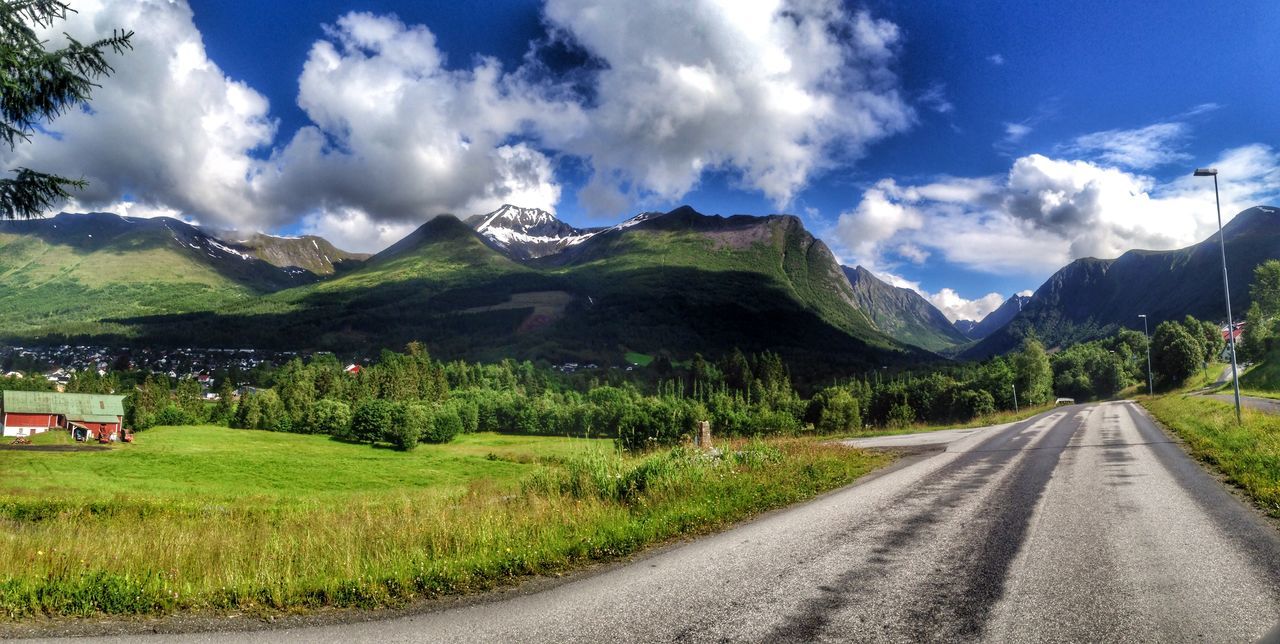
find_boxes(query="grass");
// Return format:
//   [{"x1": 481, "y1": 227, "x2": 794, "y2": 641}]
[
  {"x1": 2, "y1": 427, "x2": 607, "y2": 501},
  {"x1": 1240, "y1": 346, "x2": 1280, "y2": 391},
  {"x1": 1141, "y1": 395, "x2": 1280, "y2": 518},
  {"x1": 624, "y1": 351, "x2": 654, "y2": 367},
  {"x1": 0, "y1": 426, "x2": 890, "y2": 619}
]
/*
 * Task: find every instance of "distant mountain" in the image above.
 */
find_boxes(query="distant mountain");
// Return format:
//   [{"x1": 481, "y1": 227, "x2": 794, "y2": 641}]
[
  {"x1": 963, "y1": 206, "x2": 1280, "y2": 359},
  {"x1": 465, "y1": 204, "x2": 602, "y2": 260},
  {"x1": 94, "y1": 206, "x2": 926, "y2": 378},
  {"x1": 0, "y1": 212, "x2": 318, "y2": 342},
  {"x1": 213, "y1": 232, "x2": 368, "y2": 275},
  {"x1": 841, "y1": 265, "x2": 969, "y2": 352},
  {"x1": 954, "y1": 294, "x2": 1031, "y2": 341}
]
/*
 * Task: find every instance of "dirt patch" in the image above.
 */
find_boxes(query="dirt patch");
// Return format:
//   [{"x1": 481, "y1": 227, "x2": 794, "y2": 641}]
[
  {"x1": 460, "y1": 290, "x2": 573, "y2": 333},
  {"x1": 0, "y1": 444, "x2": 110, "y2": 452}
]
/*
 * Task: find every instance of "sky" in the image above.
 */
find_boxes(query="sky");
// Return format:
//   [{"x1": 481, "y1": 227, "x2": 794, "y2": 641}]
[{"x1": 7, "y1": 0, "x2": 1280, "y2": 322}]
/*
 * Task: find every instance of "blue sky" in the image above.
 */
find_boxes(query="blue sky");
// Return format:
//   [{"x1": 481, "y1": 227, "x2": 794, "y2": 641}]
[{"x1": 9, "y1": 1, "x2": 1280, "y2": 321}]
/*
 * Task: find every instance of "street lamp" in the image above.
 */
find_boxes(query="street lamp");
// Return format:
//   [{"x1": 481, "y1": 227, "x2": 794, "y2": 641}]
[
  {"x1": 1194, "y1": 168, "x2": 1242, "y2": 423},
  {"x1": 1138, "y1": 314, "x2": 1153, "y2": 396}
]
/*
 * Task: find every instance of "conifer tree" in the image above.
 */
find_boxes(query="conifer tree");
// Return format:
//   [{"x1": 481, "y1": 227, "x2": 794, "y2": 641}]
[{"x1": 1, "y1": 1, "x2": 131, "y2": 219}]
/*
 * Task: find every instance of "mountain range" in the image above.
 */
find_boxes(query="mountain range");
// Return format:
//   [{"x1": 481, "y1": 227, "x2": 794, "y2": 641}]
[
  {"x1": 1, "y1": 203, "x2": 1276, "y2": 373},
  {"x1": 953, "y1": 294, "x2": 1031, "y2": 341},
  {"x1": 962, "y1": 205, "x2": 1280, "y2": 359}
]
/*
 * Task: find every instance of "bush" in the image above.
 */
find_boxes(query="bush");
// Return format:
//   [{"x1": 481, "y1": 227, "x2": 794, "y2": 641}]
[
  {"x1": 384, "y1": 402, "x2": 430, "y2": 451},
  {"x1": 306, "y1": 399, "x2": 353, "y2": 437},
  {"x1": 954, "y1": 389, "x2": 995, "y2": 420},
  {"x1": 351, "y1": 399, "x2": 397, "y2": 444},
  {"x1": 152, "y1": 404, "x2": 192, "y2": 427},
  {"x1": 423, "y1": 403, "x2": 463, "y2": 444}
]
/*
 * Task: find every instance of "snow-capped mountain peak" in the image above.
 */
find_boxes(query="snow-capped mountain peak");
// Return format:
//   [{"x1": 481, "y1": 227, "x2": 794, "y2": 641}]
[
  {"x1": 475, "y1": 204, "x2": 560, "y2": 233},
  {"x1": 467, "y1": 205, "x2": 603, "y2": 260}
]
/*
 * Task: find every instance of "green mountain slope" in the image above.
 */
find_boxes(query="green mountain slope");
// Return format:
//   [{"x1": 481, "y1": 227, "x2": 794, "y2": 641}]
[
  {"x1": 841, "y1": 265, "x2": 969, "y2": 352},
  {"x1": 963, "y1": 206, "x2": 1280, "y2": 359},
  {"x1": 0, "y1": 213, "x2": 316, "y2": 341},
  {"x1": 50, "y1": 207, "x2": 925, "y2": 373}
]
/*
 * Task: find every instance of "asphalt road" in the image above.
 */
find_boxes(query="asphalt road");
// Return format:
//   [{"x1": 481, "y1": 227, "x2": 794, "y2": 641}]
[
  {"x1": 1207, "y1": 393, "x2": 1280, "y2": 415},
  {"x1": 56, "y1": 402, "x2": 1280, "y2": 643}
]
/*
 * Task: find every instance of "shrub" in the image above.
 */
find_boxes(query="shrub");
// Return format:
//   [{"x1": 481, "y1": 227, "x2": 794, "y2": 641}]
[
  {"x1": 954, "y1": 389, "x2": 995, "y2": 420},
  {"x1": 423, "y1": 403, "x2": 463, "y2": 444},
  {"x1": 306, "y1": 399, "x2": 353, "y2": 437},
  {"x1": 351, "y1": 399, "x2": 397, "y2": 444},
  {"x1": 152, "y1": 404, "x2": 192, "y2": 427},
  {"x1": 385, "y1": 403, "x2": 429, "y2": 451}
]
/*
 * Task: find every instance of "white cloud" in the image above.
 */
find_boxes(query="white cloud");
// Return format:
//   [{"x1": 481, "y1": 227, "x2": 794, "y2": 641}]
[
  {"x1": 258, "y1": 12, "x2": 577, "y2": 229},
  {"x1": 298, "y1": 208, "x2": 420, "y2": 255},
  {"x1": 1003, "y1": 122, "x2": 1032, "y2": 144},
  {"x1": 927, "y1": 288, "x2": 1006, "y2": 322},
  {"x1": 858, "y1": 267, "x2": 1006, "y2": 323},
  {"x1": 542, "y1": 0, "x2": 914, "y2": 213},
  {"x1": 1017, "y1": 289, "x2": 1034, "y2": 297},
  {"x1": 830, "y1": 144, "x2": 1280, "y2": 279},
  {"x1": 8, "y1": 0, "x2": 918, "y2": 246},
  {"x1": 5, "y1": 0, "x2": 275, "y2": 229},
  {"x1": 1062, "y1": 122, "x2": 1189, "y2": 169},
  {"x1": 987, "y1": 53, "x2": 1005, "y2": 65},
  {"x1": 920, "y1": 82, "x2": 953, "y2": 114}
]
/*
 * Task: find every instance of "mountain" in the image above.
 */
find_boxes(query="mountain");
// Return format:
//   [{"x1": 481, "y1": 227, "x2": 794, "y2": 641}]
[
  {"x1": 963, "y1": 206, "x2": 1280, "y2": 359},
  {"x1": 0, "y1": 213, "x2": 321, "y2": 342},
  {"x1": 953, "y1": 319, "x2": 979, "y2": 337},
  {"x1": 213, "y1": 232, "x2": 368, "y2": 275},
  {"x1": 841, "y1": 265, "x2": 969, "y2": 352},
  {"x1": 954, "y1": 294, "x2": 1031, "y2": 340},
  {"x1": 78, "y1": 206, "x2": 927, "y2": 378},
  {"x1": 465, "y1": 204, "x2": 602, "y2": 260}
]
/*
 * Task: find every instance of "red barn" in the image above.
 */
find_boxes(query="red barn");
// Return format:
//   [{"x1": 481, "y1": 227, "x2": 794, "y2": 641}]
[{"x1": 2, "y1": 390, "x2": 126, "y2": 439}]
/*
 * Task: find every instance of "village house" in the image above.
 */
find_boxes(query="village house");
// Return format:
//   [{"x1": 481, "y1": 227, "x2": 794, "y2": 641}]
[{"x1": 1, "y1": 390, "x2": 126, "y2": 440}]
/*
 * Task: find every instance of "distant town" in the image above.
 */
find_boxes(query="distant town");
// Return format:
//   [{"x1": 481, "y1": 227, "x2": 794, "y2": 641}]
[{"x1": 0, "y1": 345, "x2": 319, "y2": 392}]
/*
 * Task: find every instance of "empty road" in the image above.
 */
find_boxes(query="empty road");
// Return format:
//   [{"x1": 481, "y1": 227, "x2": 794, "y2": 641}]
[{"x1": 57, "y1": 402, "x2": 1280, "y2": 643}]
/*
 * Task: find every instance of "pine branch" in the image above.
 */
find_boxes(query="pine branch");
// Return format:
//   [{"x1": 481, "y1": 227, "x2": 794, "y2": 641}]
[{"x1": 0, "y1": 167, "x2": 84, "y2": 219}]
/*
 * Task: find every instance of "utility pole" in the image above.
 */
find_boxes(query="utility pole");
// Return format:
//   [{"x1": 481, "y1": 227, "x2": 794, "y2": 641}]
[
  {"x1": 1194, "y1": 168, "x2": 1242, "y2": 423},
  {"x1": 1139, "y1": 314, "x2": 1153, "y2": 396}
]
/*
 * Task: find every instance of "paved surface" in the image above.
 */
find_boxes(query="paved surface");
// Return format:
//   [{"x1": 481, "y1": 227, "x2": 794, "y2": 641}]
[
  {"x1": 53, "y1": 402, "x2": 1280, "y2": 643},
  {"x1": 838, "y1": 425, "x2": 987, "y2": 449},
  {"x1": 1207, "y1": 393, "x2": 1280, "y2": 415}
]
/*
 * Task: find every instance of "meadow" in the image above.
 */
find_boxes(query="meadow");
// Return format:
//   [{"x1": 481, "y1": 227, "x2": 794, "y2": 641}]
[{"x1": 0, "y1": 425, "x2": 890, "y2": 619}]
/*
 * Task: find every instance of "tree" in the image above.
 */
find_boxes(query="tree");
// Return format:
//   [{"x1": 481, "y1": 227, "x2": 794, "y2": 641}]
[
  {"x1": 351, "y1": 399, "x2": 396, "y2": 444},
  {"x1": 1, "y1": 1, "x2": 132, "y2": 219},
  {"x1": 306, "y1": 398, "x2": 352, "y2": 437},
  {"x1": 1151, "y1": 321, "x2": 1201, "y2": 387},
  {"x1": 1011, "y1": 337, "x2": 1053, "y2": 405},
  {"x1": 1240, "y1": 302, "x2": 1271, "y2": 362},
  {"x1": 1252, "y1": 260, "x2": 1280, "y2": 318}
]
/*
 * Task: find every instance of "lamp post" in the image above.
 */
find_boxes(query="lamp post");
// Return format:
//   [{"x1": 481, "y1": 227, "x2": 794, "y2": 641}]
[
  {"x1": 1012, "y1": 383, "x2": 1018, "y2": 413},
  {"x1": 1138, "y1": 314, "x2": 1153, "y2": 396},
  {"x1": 1194, "y1": 168, "x2": 1242, "y2": 423}
]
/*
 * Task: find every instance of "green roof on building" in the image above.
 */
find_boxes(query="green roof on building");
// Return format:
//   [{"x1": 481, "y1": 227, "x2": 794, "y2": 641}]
[{"x1": 2, "y1": 390, "x2": 125, "y2": 419}]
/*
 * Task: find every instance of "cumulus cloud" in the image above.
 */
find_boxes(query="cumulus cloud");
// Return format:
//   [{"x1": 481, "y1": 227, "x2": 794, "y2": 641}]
[
  {"x1": 830, "y1": 144, "x2": 1280, "y2": 280},
  {"x1": 542, "y1": 0, "x2": 914, "y2": 213},
  {"x1": 1062, "y1": 122, "x2": 1189, "y2": 169},
  {"x1": 927, "y1": 288, "x2": 1006, "y2": 322},
  {"x1": 4, "y1": 0, "x2": 276, "y2": 229},
  {"x1": 258, "y1": 12, "x2": 581, "y2": 231},
  {"x1": 298, "y1": 208, "x2": 419, "y2": 254},
  {"x1": 8, "y1": 0, "x2": 917, "y2": 249},
  {"x1": 987, "y1": 53, "x2": 1005, "y2": 65}
]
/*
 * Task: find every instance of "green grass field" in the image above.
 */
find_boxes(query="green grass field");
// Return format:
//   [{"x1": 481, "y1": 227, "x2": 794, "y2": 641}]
[
  {"x1": 0, "y1": 426, "x2": 890, "y2": 619},
  {"x1": 3, "y1": 426, "x2": 606, "y2": 501},
  {"x1": 1141, "y1": 395, "x2": 1280, "y2": 518}
]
